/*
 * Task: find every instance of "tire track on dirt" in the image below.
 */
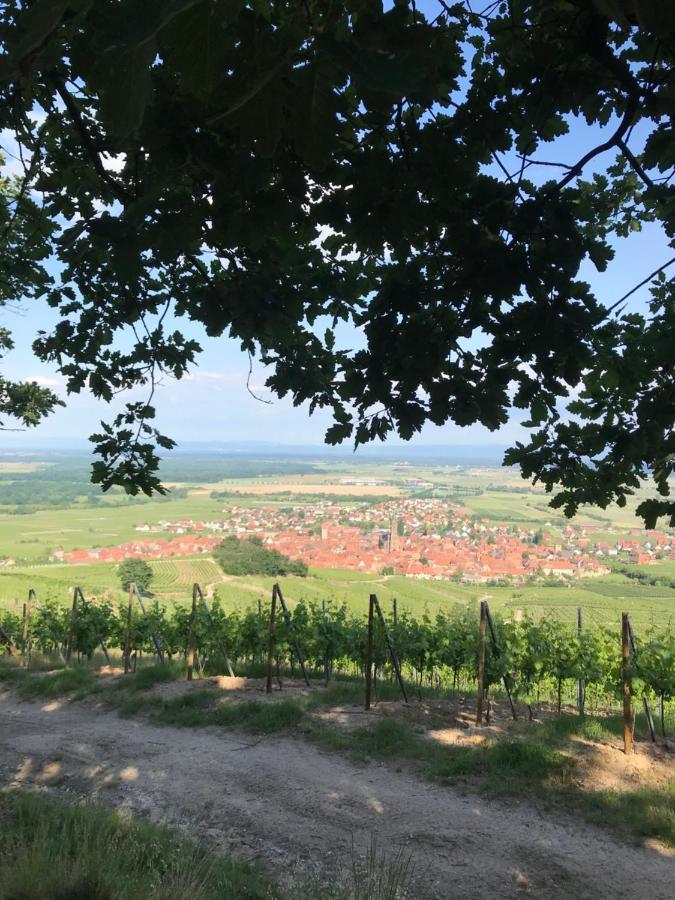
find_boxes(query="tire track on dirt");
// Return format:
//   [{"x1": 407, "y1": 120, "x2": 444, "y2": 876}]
[{"x1": 0, "y1": 692, "x2": 672, "y2": 899}]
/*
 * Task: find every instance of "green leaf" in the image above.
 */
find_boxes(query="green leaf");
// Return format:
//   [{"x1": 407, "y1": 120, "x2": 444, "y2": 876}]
[
  {"x1": 325, "y1": 422, "x2": 353, "y2": 444},
  {"x1": 238, "y1": 82, "x2": 283, "y2": 157},
  {"x1": 6, "y1": 0, "x2": 92, "y2": 67},
  {"x1": 160, "y1": 0, "x2": 244, "y2": 98},
  {"x1": 292, "y1": 59, "x2": 340, "y2": 168},
  {"x1": 90, "y1": 39, "x2": 157, "y2": 141},
  {"x1": 319, "y1": 34, "x2": 424, "y2": 96}
]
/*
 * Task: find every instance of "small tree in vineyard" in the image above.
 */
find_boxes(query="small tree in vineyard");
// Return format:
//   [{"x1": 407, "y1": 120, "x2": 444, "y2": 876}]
[{"x1": 118, "y1": 558, "x2": 154, "y2": 594}]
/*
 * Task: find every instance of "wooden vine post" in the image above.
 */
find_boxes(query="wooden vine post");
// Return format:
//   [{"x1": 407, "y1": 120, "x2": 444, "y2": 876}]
[
  {"x1": 372, "y1": 594, "x2": 408, "y2": 703},
  {"x1": 186, "y1": 589, "x2": 198, "y2": 681},
  {"x1": 626, "y1": 615, "x2": 656, "y2": 743},
  {"x1": 64, "y1": 587, "x2": 79, "y2": 663},
  {"x1": 577, "y1": 607, "x2": 585, "y2": 715},
  {"x1": 365, "y1": 594, "x2": 375, "y2": 710},
  {"x1": 21, "y1": 590, "x2": 33, "y2": 665},
  {"x1": 0, "y1": 626, "x2": 18, "y2": 657},
  {"x1": 124, "y1": 583, "x2": 134, "y2": 674},
  {"x1": 622, "y1": 612, "x2": 633, "y2": 755},
  {"x1": 484, "y1": 602, "x2": 516, "y2": 720},
  {"x1": 322, "y1": 599, "x2": 329, "y2": 687},
  {"x1": 476, "y1": 600, "x2": 487, "y2": 726},
  {"x1": 265, "y1": 585, "x2": 278, "y2": 694}
]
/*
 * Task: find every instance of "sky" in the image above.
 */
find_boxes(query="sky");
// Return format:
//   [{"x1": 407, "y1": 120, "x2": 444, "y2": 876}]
[
  {"x1": 1, "y1": 220, "x2": 665, "y2": 451},
  {"x1": 0, "y1": 1, "x2": 670, "y2": 452}
]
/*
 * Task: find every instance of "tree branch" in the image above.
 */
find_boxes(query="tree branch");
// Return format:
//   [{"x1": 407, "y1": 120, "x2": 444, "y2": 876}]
[
  {"x1": 556, "y1": 91, "x2": 639, "y2": 190},
  {"x1": 516, "y1": 155, "x2": 572, "y2": 171},
  {"x1": 48, "y1": 73, "x2": 134, "y2": 204},
  {"x1": 605, "y1": 256, "x2": 675, "y2": 316},
  {"x1": 246, "y1": 351, "x2": 272, "y2": 405},
  {"x1": 617, "y1": 139, "x2": 655, "y2": 189}
]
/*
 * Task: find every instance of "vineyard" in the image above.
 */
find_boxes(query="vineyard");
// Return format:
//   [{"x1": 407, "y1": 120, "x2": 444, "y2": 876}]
[
  {"x1": 150, "y1": 558, "x2": 225, "y2": 591},
  {"x1": 1, "y1": 584, "x2": 673, "y2": 737},
  {"x1": 1, "y1": 561, "x2": 674, "y2": 630}
]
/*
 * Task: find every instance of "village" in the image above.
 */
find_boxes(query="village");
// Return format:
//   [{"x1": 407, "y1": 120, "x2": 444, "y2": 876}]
[{"x1": 50, "y1": 498, "x2": 675, "y2": 584}]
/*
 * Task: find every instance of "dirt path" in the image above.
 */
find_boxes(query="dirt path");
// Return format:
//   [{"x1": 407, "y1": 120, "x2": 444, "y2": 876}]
[{"x1": 0, "y1": 689, "x2": 672, "y2": 899}]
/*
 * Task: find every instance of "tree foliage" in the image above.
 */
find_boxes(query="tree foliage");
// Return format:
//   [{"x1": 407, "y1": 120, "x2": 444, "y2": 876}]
[
  {"x1": 118, "y1": 558, "x2": 154, "y2": 593},
  {"x1": 0, "y1": 1, "x2": 673, "y2": 522},
  {"x1": 0, "y1": 170, "x2": 62, "y2": 430},
  {"x1": 214, "y1": 535, "x2": 308, "y2": 577}
]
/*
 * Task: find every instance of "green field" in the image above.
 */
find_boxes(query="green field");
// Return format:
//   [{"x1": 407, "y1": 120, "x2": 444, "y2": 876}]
[
  {"x1": 2, "y1": 558, "x2": 672, "y2": 631},
  {"x1": 224, "y1": 570, "x2": 674, "y2": 629},
  {"x1": 0, "y1": 453, "x2": 672, "y2": 631},
  {"x1": 0, "y1": 496, "x2": 225, "y2": 563},
  {"x1": 0, "y1": 457, "x2": 666, "y2": 565},
  {"x1": 0, "y1": 557, "x2": 229, "y2": 608},
  {"x1": 642, "y1": 560, "x2": 675, "y2": 579}
]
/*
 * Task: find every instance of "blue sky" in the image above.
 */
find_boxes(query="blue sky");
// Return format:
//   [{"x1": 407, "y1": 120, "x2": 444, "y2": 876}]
[
  {"x1": 1, "y1": 2, "x2": 669, "y2": 449},
  {"x1": 1, "y1": 220, "x2": 664, "y2": 449}
]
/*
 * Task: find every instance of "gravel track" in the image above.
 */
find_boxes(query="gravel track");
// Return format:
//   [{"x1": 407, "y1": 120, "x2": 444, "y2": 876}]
[{"x1": 0, "y1": 689, "x2": 672, "y2": 899}]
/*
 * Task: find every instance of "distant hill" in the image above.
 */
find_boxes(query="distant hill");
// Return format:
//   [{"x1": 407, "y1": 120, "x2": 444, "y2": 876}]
[{"x1": 0, "y1": 440, "x2": 508, "y2": 467}]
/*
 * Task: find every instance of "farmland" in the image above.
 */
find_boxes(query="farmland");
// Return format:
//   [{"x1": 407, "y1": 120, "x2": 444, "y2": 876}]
[
  {"x1": 1, "y1": 558, "x2": 674, "y2": 632},
  {"x1": 0, "y1": 450, "x2": 672, "y2": 631},
  {"x1": 0, "y1": 450, "x2": 674, "y2": 900}
]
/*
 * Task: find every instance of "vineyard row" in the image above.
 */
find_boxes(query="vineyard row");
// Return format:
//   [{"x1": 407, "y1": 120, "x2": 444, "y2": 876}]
[{"x1": 1, "y1": 584, "x2": 673, "y2": 736}]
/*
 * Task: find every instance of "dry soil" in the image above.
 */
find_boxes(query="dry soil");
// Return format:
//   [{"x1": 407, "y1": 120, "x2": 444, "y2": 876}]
[{"x1": 0, "y1": 686, "x2": 673, "y2": 899}]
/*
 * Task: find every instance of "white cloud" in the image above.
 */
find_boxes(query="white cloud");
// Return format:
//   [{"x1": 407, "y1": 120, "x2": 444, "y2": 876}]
[
  {"x1": 183, "y1": 369, "x2": 248, "y2": 383},
  {"x1": 28, "y1": 375, "x2": 64, "y2": 388}
]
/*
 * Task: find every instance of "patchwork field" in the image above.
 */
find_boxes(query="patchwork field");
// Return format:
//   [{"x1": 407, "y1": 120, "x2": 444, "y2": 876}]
[
  {"x1": 0, "y1": 484, "x2": 654, "y2": 567},
  {"x1": 0, "y1": 496, "x2": 224, "y2": 563},
  {"x1": 0, "y1": 558, "x2": 227, "y2": 608},
  {"x1": 206, "y1": 481, "x2": 402, "y2": 496},
  {"x1": 1, "y1": 558, "x2": 673, "y2": 631},
  {"x1": 0, "y1": 452, "x2": 671, "y2": 633}
]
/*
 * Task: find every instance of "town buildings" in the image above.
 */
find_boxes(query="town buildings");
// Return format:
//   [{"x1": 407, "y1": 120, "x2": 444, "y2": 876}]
[{"x1": 50, "y1": 498, "x2": 674, "y2": 582}]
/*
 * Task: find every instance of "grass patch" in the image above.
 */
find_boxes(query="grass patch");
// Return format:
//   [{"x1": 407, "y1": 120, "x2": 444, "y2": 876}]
[
  {"x1": 0, "y1": 665, "x2": 23, "y2": 684},
  {"x1": 516, "y1": 710, "x2": 660, "y2": 749},
  {"x1": 111, "y1": 661, "x2": 184, "y2": 693},
  {"x1": 577, "y1": 783, "x2": 675, "y2": 846},
  {"x1": 427, "y1": 738, "x2": 574, "y2": 792},
  {"x1": 305, "y1": 682, "x2": 366, "y2": 709},
  {"x1": 326, "y1": 719, "x2": 574, "y2": 790},
  {"x1": 152, "y1": 692, "x2": 307, "y2": 733},
  {"x1": 211, "y1": 699, "x2": 306, "y2": 733},
  {"x1": 349, "y1": 835, "x2": 414, "y2": 900},
  {"x1": 147, "y1": 689, "x2": 215, "y2": 726},
  {"x1": 0, "y1": 659, "x2": 184, "y2": 707},
  {"x1": 0, "y1": 789, "x2": 276, "y2": 900},
  {"x1": 13, "y1": 665, "x2": 100, "y2": 701},
  {"x1": 349, "y1": 719, "x2": 422, "y2": 760},
  {"x1": 118, "y1": 694, "x2": 153, "y2": 718},
  {"x1": 539, "y1": 712, "x2": 624, "y2": 743}
]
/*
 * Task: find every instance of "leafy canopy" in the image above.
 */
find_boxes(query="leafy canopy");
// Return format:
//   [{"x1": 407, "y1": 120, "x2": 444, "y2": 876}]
[
  {"x1": 214, "y1": 535, "x2": 308, "y2": 577},
  {"x1": 0, "y1": 1, "x2": 673, "y2": 524},
  {"x1": 118, "y1": 557, "x2": 154, "y2": 593},
  {"x1": 0, "y1": 167, "x2": 62, "y2": 429}
]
